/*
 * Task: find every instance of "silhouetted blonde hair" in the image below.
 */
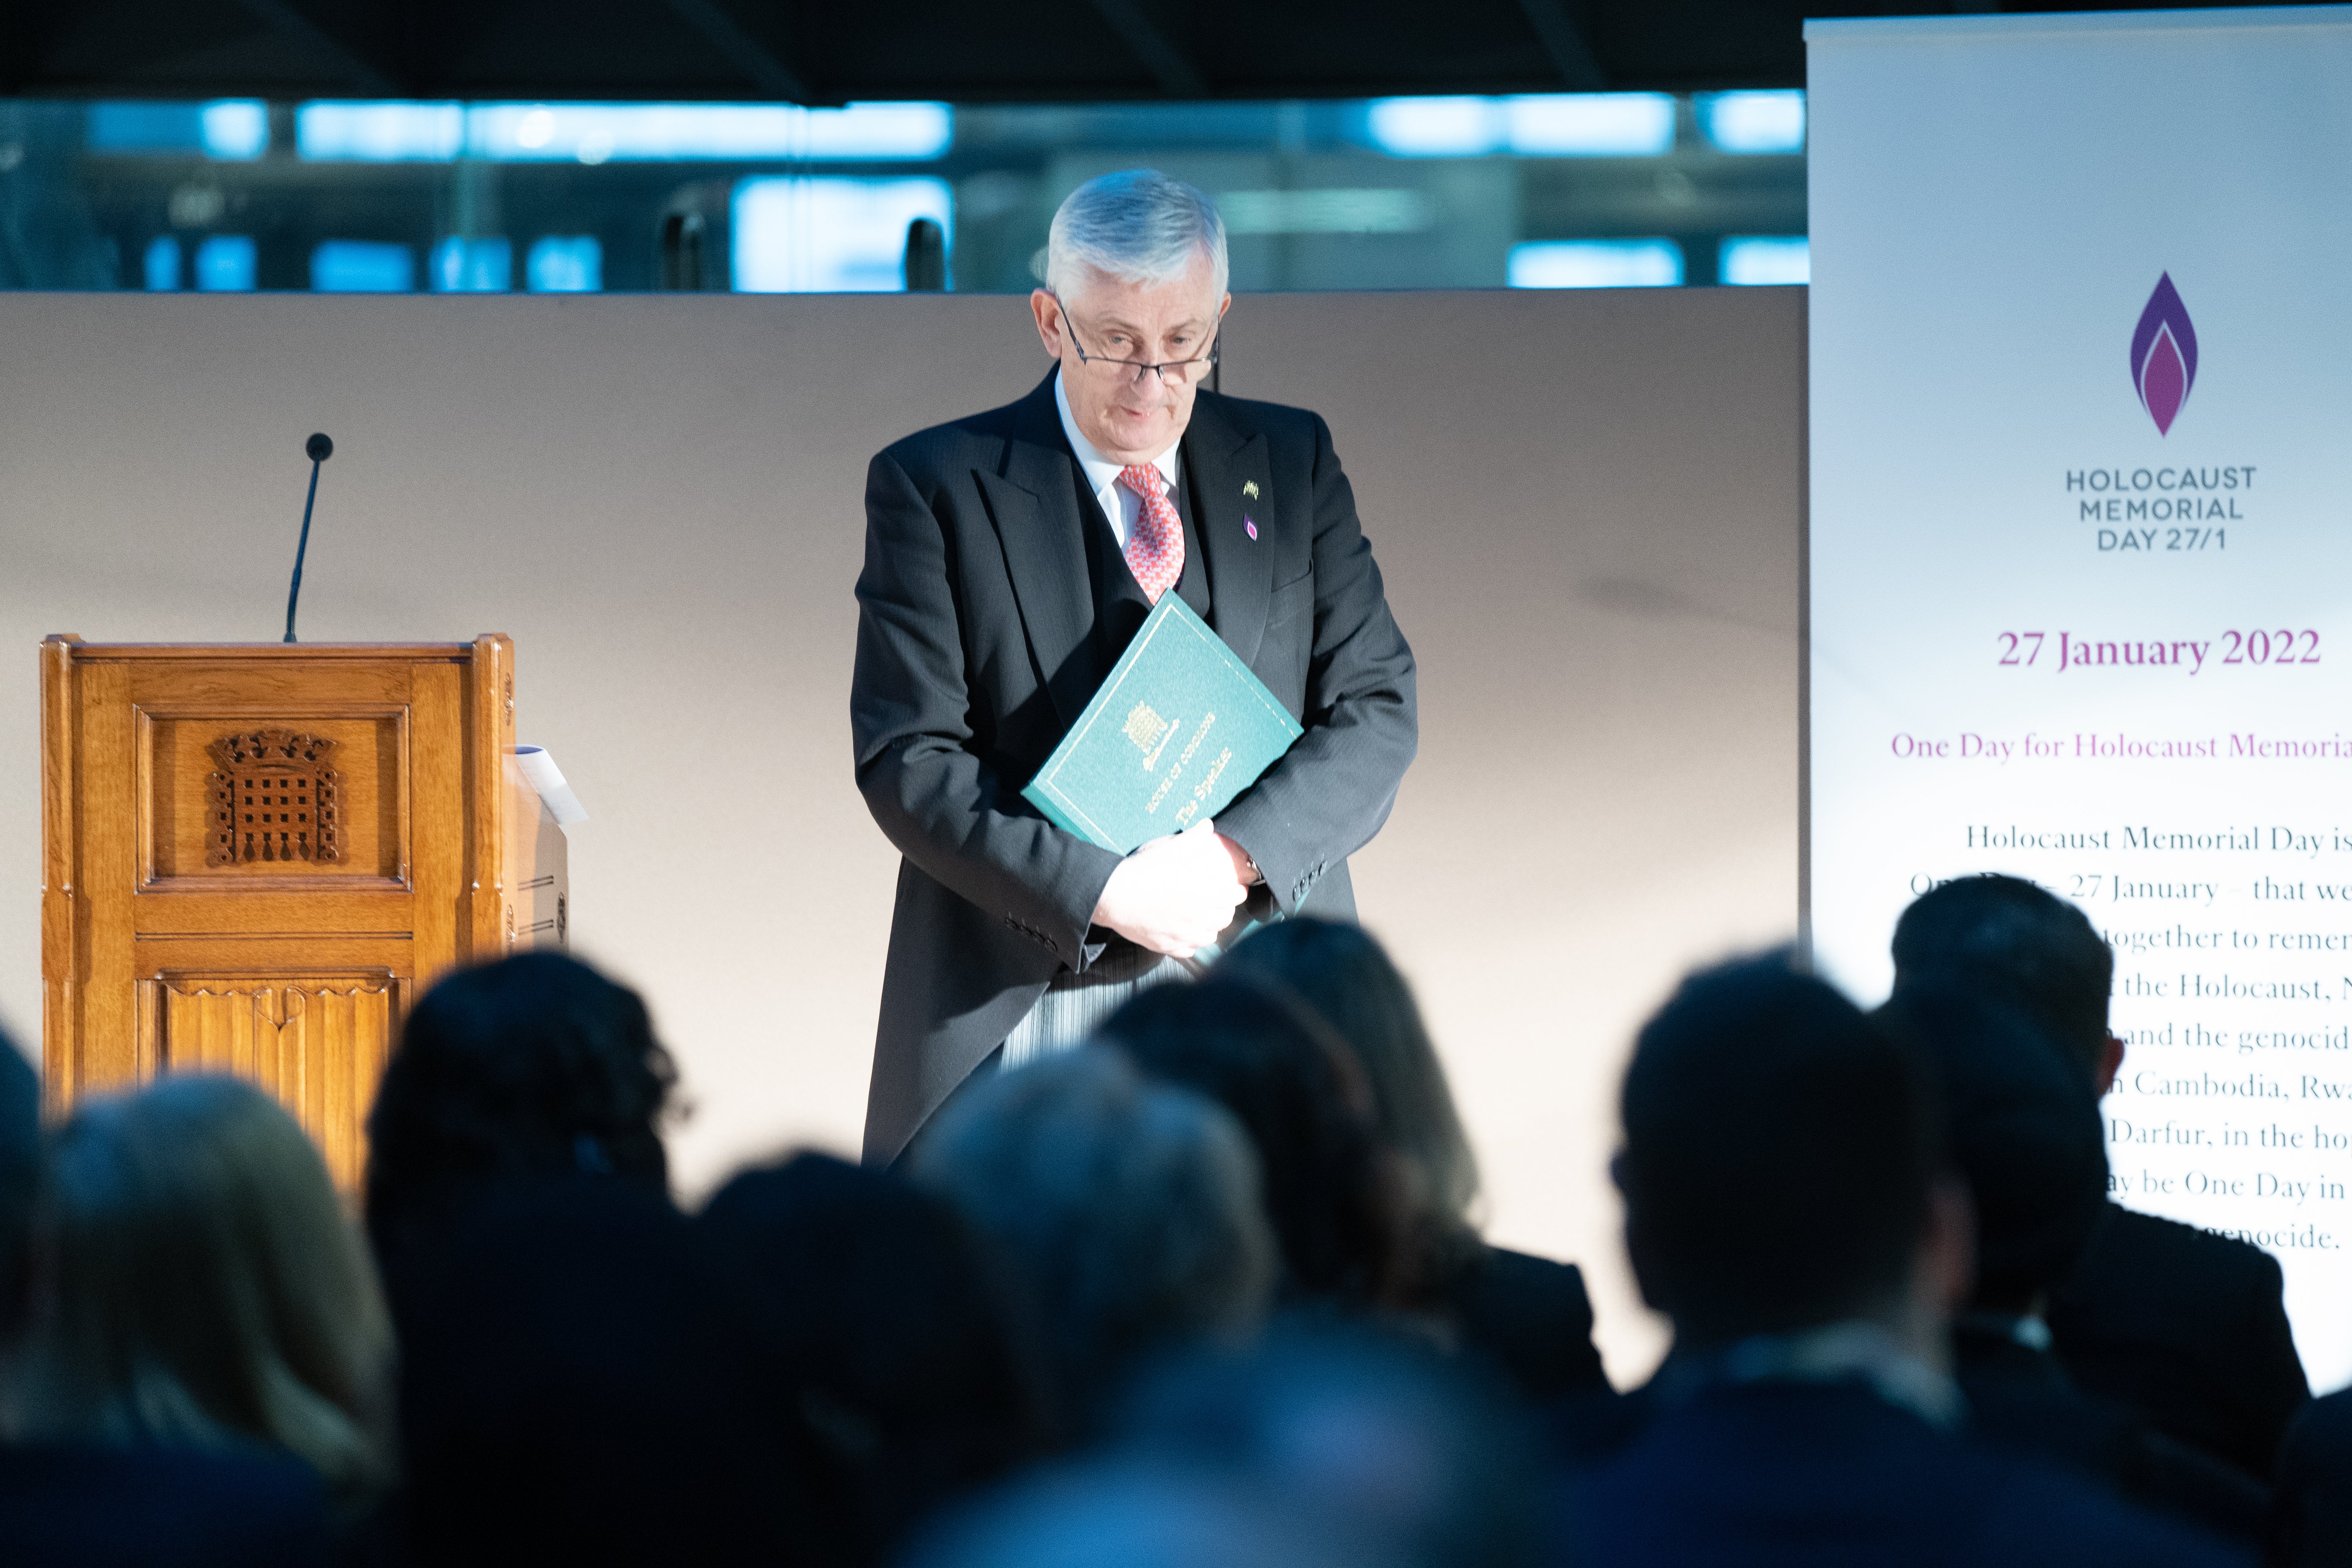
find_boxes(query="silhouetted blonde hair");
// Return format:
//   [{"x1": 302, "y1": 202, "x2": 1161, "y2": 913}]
[{"x1": 15, "y1": 1075, "x2": 393, "y2": 1508}]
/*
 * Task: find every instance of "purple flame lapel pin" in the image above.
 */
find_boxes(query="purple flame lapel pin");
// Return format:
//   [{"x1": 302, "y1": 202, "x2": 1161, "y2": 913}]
[
  {"x1": 1244, "y1": 515, "x2": 1257, "y2": 539},
  {"x1": 2130, "y1": 273, "x2": 2199, "y2": 437}
]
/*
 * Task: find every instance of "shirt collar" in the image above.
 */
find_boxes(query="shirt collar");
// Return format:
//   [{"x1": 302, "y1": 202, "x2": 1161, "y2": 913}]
[
  {"x1": 1654, "y1": 1319, "x2": 1965, "y2": 1431},
  {"x1": 1054, "y1": 368, "x2": 1180, "y2": 498}
]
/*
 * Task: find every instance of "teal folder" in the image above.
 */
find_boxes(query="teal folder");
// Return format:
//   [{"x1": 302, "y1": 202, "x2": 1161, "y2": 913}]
[{"x1": 1021, "y1": 595, "x2": 1304, "y2": 853}]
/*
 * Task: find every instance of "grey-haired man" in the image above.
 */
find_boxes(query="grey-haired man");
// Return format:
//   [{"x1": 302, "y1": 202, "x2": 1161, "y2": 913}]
[{"x1": 851, "y1": 169, "x2": 1418, "y2": 1163}]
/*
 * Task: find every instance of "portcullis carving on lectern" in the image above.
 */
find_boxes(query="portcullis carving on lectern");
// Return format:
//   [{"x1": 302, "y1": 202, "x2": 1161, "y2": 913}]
[{"x1": 205, "y1": 729, "x2": 343, "y2": 866}]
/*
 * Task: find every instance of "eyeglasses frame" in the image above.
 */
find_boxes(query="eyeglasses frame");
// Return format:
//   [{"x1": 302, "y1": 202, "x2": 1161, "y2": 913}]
[{"x1": 1052, "y1": 294, "x2": 1223, "y2": 387}]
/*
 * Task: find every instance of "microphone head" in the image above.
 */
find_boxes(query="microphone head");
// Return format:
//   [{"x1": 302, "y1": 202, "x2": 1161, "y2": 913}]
[{"x1": 306, "y1": 432, "x2": 334, "y2": 462}]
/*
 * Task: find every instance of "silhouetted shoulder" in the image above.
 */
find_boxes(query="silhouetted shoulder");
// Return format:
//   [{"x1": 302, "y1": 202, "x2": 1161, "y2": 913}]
[
  {"x1": 2047, "y1": 1201, "x2": 2307, "y2": 1483},
  {"x1": 1450, "y1": 1245, "x2": 1609, "y2": 1401},
  {"x1": 2273, "y1": 1389, "x2": 2352, "y2": 1567},
  {"x1": 1567, "y1": 1383, "x2": 2246, "y2": 1568},
  {"x1": 2100, "y1": 1207, "x2": 2280, "y2": 1287}
]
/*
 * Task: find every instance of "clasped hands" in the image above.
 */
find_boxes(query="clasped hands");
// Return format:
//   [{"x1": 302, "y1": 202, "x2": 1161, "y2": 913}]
[{"x1": 1089, "y1": 821, "x2": 1257, "y2": 957}]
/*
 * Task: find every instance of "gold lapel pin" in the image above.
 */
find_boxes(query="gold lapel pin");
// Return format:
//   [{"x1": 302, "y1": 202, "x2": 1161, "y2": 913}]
[{"x1": 1242, "y1": 481, "x2": 1259, "y2": 499}]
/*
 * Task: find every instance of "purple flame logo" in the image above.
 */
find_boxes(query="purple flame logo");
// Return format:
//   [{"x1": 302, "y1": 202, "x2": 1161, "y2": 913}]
[{"x1": 2129, "y1": 273, "x2": 2198, "y2": 437}]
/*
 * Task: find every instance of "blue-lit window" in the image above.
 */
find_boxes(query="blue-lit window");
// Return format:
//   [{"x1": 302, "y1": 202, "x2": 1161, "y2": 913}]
[
  {"x1": 200, "y1": 101, "x2": 269, "y2": 159},
  {"x1": 1503, "y1": 94, "x2": 1675, "y2": 157},
  {"x1": 732, "y1": 177, "x2": 952, "y2": 292},
  {"x1": 1368, "y1": 93, "x2": 1674, "y2": 158},
  {"x1": 1719, "y1": 236, "x2": 1809, "y2": 285},
  {"x1": 298, "y1": 102, "x2": 465, "y2": 161},
  {"x1": 296, "y1": 100, "x2": 951, "y2": 164},
  {"x1": 144, "y1": 236, "x2": 182, "y2": 291},
  {"x1": 432, "y1": 238, "x2": 513, "y2": 292},
  {"x1": 88, "y1": 100, "x2": 267, "y2": 159},
  {"x1": 526, "y1": 237, "x2": 603, "y2": 292},
  {"x1": 194, "y1": 235, "x2": 257, "y2": 291},
  {"x1": 1508, "y1": 239, "x2": 1683, "y2": 289},
  {"x1": 1699, "y1": 92, "x2": 1805, "y2": 155},
  {"x1": 312, "y1": 241, "x2": 415, "y2": 292},
  {"x1": 1366, "y1": 97, "x2": 1501, "y2": 158}
]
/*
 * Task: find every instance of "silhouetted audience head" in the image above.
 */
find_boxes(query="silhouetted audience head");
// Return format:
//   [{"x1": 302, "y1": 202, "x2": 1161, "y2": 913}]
[
  {"x1": 364, "y1": 952, "x2": 676, "y2": 1258},
  {"x1": 0, "y1": 1032, "x2": 36, "y2": 1340},
  {"x1": 394, "y1": 1175, "x2": 789, "y2": 1566},
  {"x1": 1116, "y1": 1323, "x2": 1545, "y2": 1568},
  {"x1": 910, "y1": 1048, "x2": 1276, "y2": 1436},
  {"x1": 1619, "y1": 953, "x2": 1945, "y2": 1347},
  {"x1": 1099, "y1": 974, "x2": 1408, "y2": 1306},
  {"x1": 1223, "y1": 920, "x2": 1480, "y2": 1260},
  {"x1": 697, "y1": 1152, "x2": 1047, "y2": 1563},
  {"x1": 15, "y1": 1075, "x2": 393, "y2": 1510},
  {"x1": 1892, "y1": 874, "x2": 2114, "y2": 1071},
  {"x1": 1881, "y1": 985, "x2": 2108, "y2": 1311}
]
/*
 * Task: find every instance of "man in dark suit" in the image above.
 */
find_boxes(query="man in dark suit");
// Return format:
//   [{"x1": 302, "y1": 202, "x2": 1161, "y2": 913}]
[
  {"x1": 1890, "y1": 875, "x2": 2309, "y2": 1482},
  {"x1": 1883, "y1": 986, "x2": 2264, "y2": 1547},
  {"x1": 851, "y1": 170, "x2": 1417, "y2": 1163},
  {"x1": 1562, "y1": 955, "x2": 2237, "y2": 1568}
]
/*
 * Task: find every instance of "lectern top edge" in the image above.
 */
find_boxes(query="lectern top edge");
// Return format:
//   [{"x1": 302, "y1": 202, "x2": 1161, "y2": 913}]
[{"x1": 43, "y1": 635, "x2": 509, "y2": 663}]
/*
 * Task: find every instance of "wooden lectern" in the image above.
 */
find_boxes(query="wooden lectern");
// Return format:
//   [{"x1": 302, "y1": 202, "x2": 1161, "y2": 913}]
[{"x1": 38, "y1": 635, "x2": 565, "y2": 1189}]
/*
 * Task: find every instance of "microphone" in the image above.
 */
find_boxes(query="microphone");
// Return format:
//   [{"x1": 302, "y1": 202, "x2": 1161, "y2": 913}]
[{"x1": 283, "y1": 432, "x2": 333, "y2": 643}]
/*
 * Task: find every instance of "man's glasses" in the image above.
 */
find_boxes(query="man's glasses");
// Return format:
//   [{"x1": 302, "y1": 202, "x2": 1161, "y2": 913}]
[{"x1": 1057, "y1": 301, "x2": 1221, "y2": 386}]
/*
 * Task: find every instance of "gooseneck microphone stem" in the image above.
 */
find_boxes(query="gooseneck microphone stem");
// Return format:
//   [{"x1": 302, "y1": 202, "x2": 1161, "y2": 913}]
[{"x1": 284, "y1": 432, "x2": 333, "y2": 643}]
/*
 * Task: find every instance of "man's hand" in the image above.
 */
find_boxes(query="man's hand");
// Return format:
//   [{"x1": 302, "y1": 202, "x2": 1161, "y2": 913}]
[{"x1": 1091, "y1": 821, "x2": 1250, "y2": 957}]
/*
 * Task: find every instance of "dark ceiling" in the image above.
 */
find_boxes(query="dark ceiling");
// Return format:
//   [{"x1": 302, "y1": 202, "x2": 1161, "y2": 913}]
[{"x1": 1, "y1": 0, "x2": 2328, "y2": 102}]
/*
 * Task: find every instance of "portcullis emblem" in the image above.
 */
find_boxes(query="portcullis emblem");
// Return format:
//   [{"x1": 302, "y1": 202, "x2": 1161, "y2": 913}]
[
  {"x1": 1124, "y1": 703, "x2": 1170, "y2": 755},
  {"x1": 2130, "y1": 273, "x2": 2199, "y2": 437}
]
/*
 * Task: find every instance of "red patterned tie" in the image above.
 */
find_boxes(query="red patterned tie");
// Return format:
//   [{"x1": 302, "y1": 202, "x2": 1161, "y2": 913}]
[{"x1": 1116, "y1": 464, "x2": 1185, "y2": 604}]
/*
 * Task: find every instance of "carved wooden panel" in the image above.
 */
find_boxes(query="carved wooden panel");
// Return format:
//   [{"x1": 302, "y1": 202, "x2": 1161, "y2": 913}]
[
  {"x1": 138, "y1": 707, "x2": 408, "y2": 889},
  {"x1": 205, "y1": 729, "x2": 342, "y2": 866},
  {"x1": 137, "y1": 972, "x2": 396, "y2": 1192}
]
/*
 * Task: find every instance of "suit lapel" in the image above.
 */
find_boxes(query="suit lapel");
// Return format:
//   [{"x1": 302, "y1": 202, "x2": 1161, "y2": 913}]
[
  {"x1": 1182, "y1": 393, "x2": 1275, "y2": 668},
  {"x1": 978, "y1": 374, "x2": 1097, "y2": 729}
]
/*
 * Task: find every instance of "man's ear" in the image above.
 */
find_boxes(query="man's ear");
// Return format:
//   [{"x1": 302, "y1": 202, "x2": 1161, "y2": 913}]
[
  {"x1": 1922, "y1": 1174, "x2": 1976, "y2": 1313},
  {"x1": 1030, "y1": 289, "x2": 1065, "y2": 359},
  {"x1": 2096, "y1": 1033, "x2": 2126, "y2": 1097}
]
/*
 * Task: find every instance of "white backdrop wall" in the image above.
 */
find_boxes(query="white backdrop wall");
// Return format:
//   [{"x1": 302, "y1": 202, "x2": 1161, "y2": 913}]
[{"x1": 0, "y1": 287, "x2": 1801, "y2": 1381}]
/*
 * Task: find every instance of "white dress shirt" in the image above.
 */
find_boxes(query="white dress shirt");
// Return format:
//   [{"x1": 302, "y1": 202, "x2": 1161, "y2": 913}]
[{"x1": 1054, "y1": 369, "x2": 1181, "y2": 550}]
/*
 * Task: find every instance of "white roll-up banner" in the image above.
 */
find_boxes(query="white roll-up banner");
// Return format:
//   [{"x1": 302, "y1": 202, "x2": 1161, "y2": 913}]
[{"x1": 1809, "y1": 4, "x2": 2352, "y2": 1387}]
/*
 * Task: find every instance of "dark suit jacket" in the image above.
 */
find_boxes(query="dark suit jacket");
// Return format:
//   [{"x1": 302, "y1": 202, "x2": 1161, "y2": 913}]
[
  {"x1": 1954, "y1": 1319, "x2": 2266, "y2": 1547},
  {"x1": 1446, "y1": 1245, "x2": 1610, "y2": 1402},
  {"x1": 2047, "y1": 1203, "x2": 2309, "y2": 1481},
  {"x1": 1562, "y1": 1381, "x2": 2247, "y2": 1568},
  {"x1": 2269, "y1": 1387, "x2": 2352, "y2": 1568},
  {"x1": 852, "y1": 373, "x2": 1418, "y2": 1162}
]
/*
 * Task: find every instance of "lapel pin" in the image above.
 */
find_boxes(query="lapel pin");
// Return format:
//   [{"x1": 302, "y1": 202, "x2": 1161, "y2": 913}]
[
  {"x1": 1242, "y1": 481, "x2": 1259, "y2": 499},
  {"x1": 1244, "y1": 516, "x2": 1258, "y2": 539}
]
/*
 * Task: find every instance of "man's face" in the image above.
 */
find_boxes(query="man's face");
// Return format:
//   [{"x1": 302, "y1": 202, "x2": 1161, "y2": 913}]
[{"x1": 1030, "y1": 249, "x2": 1230, "y2": 465}]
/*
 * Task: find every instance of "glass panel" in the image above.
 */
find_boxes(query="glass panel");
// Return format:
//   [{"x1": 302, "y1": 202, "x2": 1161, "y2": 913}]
[
  {"x1": 0, "y1": 92, "x2": 1805, "y2": 292},
  {"x1": 1508, "y1": 239, "x2": 1685, "y2": 290}
]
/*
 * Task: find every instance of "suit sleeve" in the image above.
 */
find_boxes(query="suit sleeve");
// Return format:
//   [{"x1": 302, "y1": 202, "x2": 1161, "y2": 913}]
[
  {"x1": 851, "y1": 449, "x2": 1123, "y2": 967},
  {"x1": 2235, "y1": 1247, "x2": 2311, "y2": 1475},
  {"x1": 1214, "y1": 414, "x2": 1418, "y2": 914}
]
